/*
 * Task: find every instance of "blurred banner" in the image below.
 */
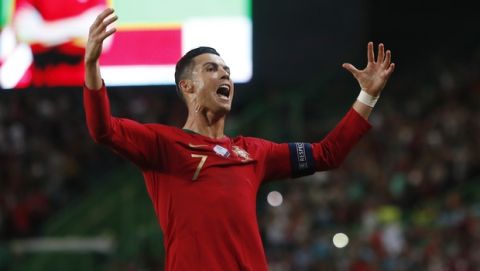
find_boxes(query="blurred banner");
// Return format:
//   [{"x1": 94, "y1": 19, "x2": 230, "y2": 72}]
[
  {"x1": 11, "y1": 237, "x2": 115, "y2": 254},
  {"x1": 0, "y1": 0, "x2": 252, "y2": 89}
]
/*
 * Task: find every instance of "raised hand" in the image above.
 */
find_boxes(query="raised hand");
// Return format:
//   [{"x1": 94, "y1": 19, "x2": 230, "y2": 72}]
[
  {"x1": 84, "y1": 8, "x2": 117, "y2": 90},
  {"x1": 85, "y1": 8, "x2": 117, "y2": 64},
  {"x1": 342, "y1": 42, "x2": 395, "y2": 97}
]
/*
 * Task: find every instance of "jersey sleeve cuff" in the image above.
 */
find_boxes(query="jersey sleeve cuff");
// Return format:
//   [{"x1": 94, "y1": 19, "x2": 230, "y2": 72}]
[
  {"x1": 349, "y1": 107, "x2": 373, "y2": 131},
  {"x1": 83, "y1": 80, "x2": 106, "y2": 92}
]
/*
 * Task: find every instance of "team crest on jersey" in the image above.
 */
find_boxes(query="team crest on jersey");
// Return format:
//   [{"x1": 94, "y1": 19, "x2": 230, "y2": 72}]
[{"x1": 232, "y1": 146, "x2": 252, "y2": 161}]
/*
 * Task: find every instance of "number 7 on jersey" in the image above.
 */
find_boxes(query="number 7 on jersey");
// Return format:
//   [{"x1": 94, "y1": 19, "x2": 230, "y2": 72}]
[{"x1": 191, "y1": 154, "x2": 208, "y2": 180}]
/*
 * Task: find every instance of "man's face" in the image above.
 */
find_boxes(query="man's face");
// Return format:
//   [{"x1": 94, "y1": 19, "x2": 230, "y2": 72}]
[{"x1": 189, "y1": 53, "x2": 234, "y2": 115}]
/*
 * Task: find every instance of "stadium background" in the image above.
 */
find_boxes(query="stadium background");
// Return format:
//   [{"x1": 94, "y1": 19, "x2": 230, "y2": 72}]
[{"x1": 1, "y1": 0, "x2": 480, "y2": 270}]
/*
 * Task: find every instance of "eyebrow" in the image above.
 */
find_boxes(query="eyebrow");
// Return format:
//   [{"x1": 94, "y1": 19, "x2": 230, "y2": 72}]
[{"x1": 203, "y1": 62, "x2": 230, "y2": 73}]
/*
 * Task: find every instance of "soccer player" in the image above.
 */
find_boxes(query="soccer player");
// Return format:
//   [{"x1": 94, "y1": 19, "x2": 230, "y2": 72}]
[{"x1": 83, "y1": 9, "x2": 395, "y2": 271}]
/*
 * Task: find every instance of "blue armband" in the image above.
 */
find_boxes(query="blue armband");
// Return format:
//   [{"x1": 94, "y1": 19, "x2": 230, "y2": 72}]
[{"x1": 288, "y1": 143, "x2": 316, "y2": 178}]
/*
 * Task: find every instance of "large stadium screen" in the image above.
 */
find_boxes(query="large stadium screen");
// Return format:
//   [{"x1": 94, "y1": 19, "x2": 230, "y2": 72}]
[{"x1": 0, "y1": 0, "x2": 252, "y2": 89}]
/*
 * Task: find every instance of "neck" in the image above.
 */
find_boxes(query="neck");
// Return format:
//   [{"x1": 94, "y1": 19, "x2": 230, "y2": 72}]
[{"x1": 183, "y1": 109, "x2": 227, "y2": 139}]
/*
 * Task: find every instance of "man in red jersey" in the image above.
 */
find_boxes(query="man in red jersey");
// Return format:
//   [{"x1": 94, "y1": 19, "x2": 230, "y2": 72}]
[
  {"x1": 83, "y1": 9, "x2": 395, "y2": 271},
  {"x1": 13, "y1": 0, "x2": 106, "y2": 87}
]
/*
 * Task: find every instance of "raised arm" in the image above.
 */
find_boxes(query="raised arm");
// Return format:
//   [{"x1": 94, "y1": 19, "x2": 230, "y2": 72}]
[
  {"x1": 83, "y1": 9, "x2": 161, "y2": 169},
  {"x1": 343, "y1": 42, "x2": 395, "y2": 120},
  {"x1": 263, "y1": 43, "x2": 395, "y2": 180},
  {"x1": 262, "y1": 108, "x2": 372, "y2": 181},
  {"x1": 304, "y1": 43, "x2": 394, "y2": 170}
]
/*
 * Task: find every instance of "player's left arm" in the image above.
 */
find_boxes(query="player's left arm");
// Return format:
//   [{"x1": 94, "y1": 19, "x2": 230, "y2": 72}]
[
  {"x1": 262, "y1": 109, "x2": 372, "y2": 181},
  {"x1": 263, "y1": 43, "x2": 395, "y2": 180},
  {"x1": 307, "y1": 42, "x2": 395, "y2": 172}
]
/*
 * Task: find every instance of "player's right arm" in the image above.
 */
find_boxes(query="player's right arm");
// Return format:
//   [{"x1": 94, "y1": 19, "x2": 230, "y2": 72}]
[{"x1": 83, "y1": 9, "x2": 161, "y2": 169}]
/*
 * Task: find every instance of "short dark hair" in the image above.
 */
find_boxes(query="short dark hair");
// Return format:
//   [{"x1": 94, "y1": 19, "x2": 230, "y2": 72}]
[{"x1": 174, "y1": 47, "x2": 220, "y2": 97}]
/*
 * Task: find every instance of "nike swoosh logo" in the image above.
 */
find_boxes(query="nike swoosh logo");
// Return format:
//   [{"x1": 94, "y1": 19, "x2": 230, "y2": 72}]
[{"x1": 188, "y1": 143, "x2": 209, "y2": 148}]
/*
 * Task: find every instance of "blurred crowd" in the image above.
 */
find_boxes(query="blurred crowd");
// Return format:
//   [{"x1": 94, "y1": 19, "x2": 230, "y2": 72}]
[
  {"x1": 1, "y1": 91, "x2": 86, "y2": 239},
  {"x1": 0, "y1": 88, "x2": 185, "y2": 240},
  {"x1": 0, "y1": 56, "x2": 479, "y2": 271}
]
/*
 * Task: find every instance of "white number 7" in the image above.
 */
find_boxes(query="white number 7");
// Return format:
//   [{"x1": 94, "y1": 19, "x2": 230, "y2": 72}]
[{"x1": 191, "y1": 154, "x2": 208, "y2": 180}]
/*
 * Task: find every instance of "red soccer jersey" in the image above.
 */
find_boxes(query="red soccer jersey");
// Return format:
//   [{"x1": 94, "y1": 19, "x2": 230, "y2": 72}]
[{"x1": 83, "y1": 85, "x2": 371, "y2": 271}]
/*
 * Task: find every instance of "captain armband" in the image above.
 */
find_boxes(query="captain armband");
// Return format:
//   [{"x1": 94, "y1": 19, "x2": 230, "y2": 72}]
[{"x1": 288, "y1": 143, "x2": 316, "y2": 178}]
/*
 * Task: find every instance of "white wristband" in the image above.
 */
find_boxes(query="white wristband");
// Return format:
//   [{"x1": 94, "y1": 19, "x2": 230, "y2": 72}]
[{"x1": 357, "y1": 89, "x2": 379, "y2": 107}]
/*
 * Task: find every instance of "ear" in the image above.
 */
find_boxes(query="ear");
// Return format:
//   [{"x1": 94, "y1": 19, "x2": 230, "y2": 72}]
[{"x1": 179, "y1": 79, "x2": 194, "y2": 95}]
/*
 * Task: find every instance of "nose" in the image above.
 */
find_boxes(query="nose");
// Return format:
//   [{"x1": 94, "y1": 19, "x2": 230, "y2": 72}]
[
  {"x1": 219, "y1": 67, "x2": 230, "y2": 80},
  {"x1": 221, "y1": 73, "x2": 230, "y2": 80}
]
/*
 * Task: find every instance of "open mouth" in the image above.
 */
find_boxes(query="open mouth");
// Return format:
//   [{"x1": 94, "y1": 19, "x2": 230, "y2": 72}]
[{"x1": 216, "y1": 84, "x2": 231, "y2": 99}]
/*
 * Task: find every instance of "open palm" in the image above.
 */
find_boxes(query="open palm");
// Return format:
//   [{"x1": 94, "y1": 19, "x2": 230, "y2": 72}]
[
  {"x1": 85, "y1": 8, "x2": 117, "y2": 64},
  {"x1": 342, "y1": 42, "x2": 395, "y2": 97}
]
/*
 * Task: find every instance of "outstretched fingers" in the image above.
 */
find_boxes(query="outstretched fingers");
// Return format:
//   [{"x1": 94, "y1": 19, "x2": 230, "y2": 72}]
[
  {"x1": 382, "y1": 50, "x2": 391, "y2": 68},
  {"x1": 90, "y1": 9, "x2": 118, "y2": 42},
  {"x1": 98, "y1": 27, "x2": 117, "y2": 41},
  {"x1": 367, "y1": 42, "x2": 374, "y2": 63},
  {"x1": 98, "y1": 15, "x2": 118, "y2": 40},
  {"x1": 85, "y1": 8, "x2": 117, "y2": 64},
  {"x1": 377, "y1": 43, "x2": 384, "y2": 63},
  {"x1": 91, "y1": 8, "x2": 115, "y2": 30},
  {"x1": 103, "y1": 14, "x2": 118, "y2": 28},
  {"x1": 386, "y1": 63, "x2": 395, "y2": 76},
  {"x1": 342, "y1": 63, "x2": 360, "y2": 77}
]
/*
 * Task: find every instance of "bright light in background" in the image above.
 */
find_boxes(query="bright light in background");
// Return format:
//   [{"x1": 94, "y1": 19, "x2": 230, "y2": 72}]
[
  {"x1": 332, "y1": 233, "x2": 349, "y2": 248},
  {"x1": 182, "y1": 17, "x2": 252, "y2": 83},
  {"x1": 267, "y1": 191, "x2": 283, "y2": 207},
  {"x1": 0, "y1": 27, "x2": 32, "y2": 89}
]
